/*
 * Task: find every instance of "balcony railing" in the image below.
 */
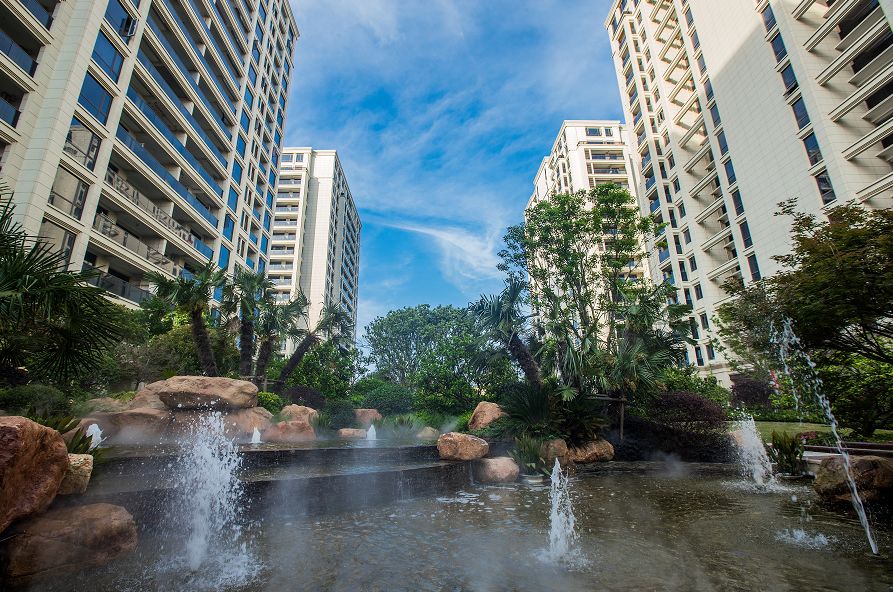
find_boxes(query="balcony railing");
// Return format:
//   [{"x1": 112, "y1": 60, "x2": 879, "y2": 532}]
[
  {"x1": 658, "y1": 248, "x2": 670, "y2": 263},
  {"x1": 0, "y1": 29, "x2": 37, "y2": 75},
  {"x1": 274, "y1": 206, "x2": 300, "y2": 213},
  {"x1": 0, "y1": 95, "x2": 20, "y2": 127},
  {"x1": 92, "y1": 213, "x2": 178, "y2": 275},
  {"x1": 116, "y1": 126, "x2": 219, "y2": 229},
  {"x1": 184, "y1": 0, "x2": 241, "y2": 83},
  {"x1": 84, "y1": 265, "x2": 153, "y2": 304},
  {"x1": 193, "y1": 236, "x2": 213, "y2": 258},
  {"x1": 270, "y1": 248, "x2": 295, "y2": 255},
  {"x1": 21, "y1": 0, "x2": 54, "y2": 28},
  {"x1": 104, "y1": 167, "x2": 193, "y2": 245},
  {"x1": 48, "y1": 190, "x2": 85, "y2": 220}
]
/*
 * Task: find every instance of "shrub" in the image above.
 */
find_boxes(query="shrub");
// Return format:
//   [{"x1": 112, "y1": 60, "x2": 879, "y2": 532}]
[
  {"x1": 361, "y1": 382, "x2": 413, "y2": 415},
  {"x1": 283, "y1": 385, "x2": 326, "y2": 409},
  {"x1": 351, "y1": 377, "x2": 389, "y2": 401},
  {"x1": 510, "y1": 436, "x2": 549, "y2": 476},
  {"x1": 0, "y1": 384, "x2": 69, "y2": 416},
  {"x1": 648, "y1": 391, "x2": 728, "y2": 435},
  {"x1": 455, "y1": 410, "x2": 473, "y2": 433},
  {"x1": 382, "y1": 413, "x2": 421, "y2": 438},
  {"x1": 661, "y1": 366, "x2": 730, "y2": 407},
  {"x1": 414, "y1": 410, "x2": 452, "y2": 432},
  {"x1": 730, "y1": 375, "x2": 774, "y2": 408},
  {"x1": 768, "y1": 431, "x2": 804, "y2": 475},
  {"x1": 257, "y1": 391, "x2": 285, "y2": 414},
  {"x1": 324, "y1": 399, "x2": 356, "y2": 429},
  {"x1": 499, "y1": 382, "x2": 556, "y2": 439},
  {"x1": 112, "y1": 390, "x2": 137, "y2": 402}
]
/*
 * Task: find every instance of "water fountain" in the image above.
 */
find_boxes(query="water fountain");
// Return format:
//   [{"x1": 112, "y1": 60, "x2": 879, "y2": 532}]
[
  {"x1": 366, "y1": 424, "x2": 377, "y2": 440},
  {"x1": 772, "y1": 318, "x2": 879, "y2": 555},
  {"x1": 250, "y1": 426, "x2": 262, "y2": 444},
  {"x1": 734, "y1": 416, "x2": 776, "y2": 489},
  {"x1": 85, "y1": 423, "x2": 104, "y2": 449},
  {"x1": 543, "y1": 459, "x2": 587, "y2": 568}
]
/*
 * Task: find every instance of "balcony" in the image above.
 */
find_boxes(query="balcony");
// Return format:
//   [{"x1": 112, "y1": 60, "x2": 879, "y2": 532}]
[
  {"x1": 270, "y1": 248, "x2": 295, "y2": 256},
  {"x1": 21, "y1": 0, "x2": 54, "y2": 29},
  {"x1": 48, "y1": 190, "x2": 85, "y2": 220},
  {"x1": 184, "y1": 0, "x2": 241, "y2": 83},
  {"x1": 92, "y1": 213, "x2": 178, "y2": 275},
  {"x1": 116, "y1": 126, "x2": 219, "y2": 229},
  {"x1": 0, "y1": 95, "x2": 20, "y2": 127},
  {"x1": 649, "y1": 199, "x2": 661, "y2": 213},
  {"x1": 658, "y1": 247, "x2": 670, "y2": 263},
  {"x1": 104, "y1": 167, "x2": 193, "y2": 245},
  {"x1": 85, "y1": 266, "x2": 153, "y2": 304},
  {"x1": 0, "y1": 29, "x2": 37, "y2": 75},
  {"x1": 275, "y1": 206, "x2": 300, "y2": 213},
  {"x1": 193, "y1": 237, "x2": 213, "y2": 258}
]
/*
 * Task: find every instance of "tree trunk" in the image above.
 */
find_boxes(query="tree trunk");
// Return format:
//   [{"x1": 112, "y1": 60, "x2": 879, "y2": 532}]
[
  {"x1": 239, "y1": 317, "x2": 254, "y2": 377},
  {"x1": 253, "y1": 339, "x2": 274, "y2": 388},
  {"x1": 190, "y1": 308, "x2": 219, "y2": 377},
  {"x1": 274, "y1": 335, "x2": 316, "y2": 393},
  {"x1": 508, "y1": 333, "x2": 544, "y2": 389}
]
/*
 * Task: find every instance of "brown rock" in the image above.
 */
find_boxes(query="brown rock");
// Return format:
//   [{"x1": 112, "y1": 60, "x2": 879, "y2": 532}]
[
  {"x1": 437, "y1": 432, "x2": 489, "y2": 460},
  {"x1": 281, "y1": 404, "x2": 318, "y2": 424},
  {"x1": 262, "y1": 420, "x2": 316, "y2": 443},
  {"x1": 814, "y1": 455, "x2": 893, "y2": 505},
  {"x1": 354, "y1": 409, "x2": 382, "y2": 427},
  {"x1": 474, "y1": 457, "x2": 520, "y2": 483},
  {"x1": 337, "y1": 428, "x2": 368, "y2": 439},
  {"x1": 569, "y1": 439, "x2": 615, "y2": 464},
  {"x1": 85, "y1": 397, "x2": 128, "y2": 413},
  {"x1": 80, "y1": 407, "x2": 172, "y2": 442},
  {"x1": 0, "y1": 503, "x2": 137, "y2": 585},
  {"x1": 468, "y1": 401, "x2": 505, "y2": 431},
  {"x1": 540, "y1": 438, "x2": 570, "y2": 468},
  {"x1": 222, "y1": 407, "x2": 273, "y2": 438},
  {"x1": 0, "y1": 417, "x2": 69, "y2": 533},
  {"x1": 57, "y1": 454, "x2": 94, "y2": 496},
  {"x1": 416, "y1": 426, "x2": 439, "y2": 440},
  {"x1": 140, "y1": 376, "x2": 258, "y2": 410},
  {"x1": 126, "y1": 390, "x2": 166, "y2": 411}
]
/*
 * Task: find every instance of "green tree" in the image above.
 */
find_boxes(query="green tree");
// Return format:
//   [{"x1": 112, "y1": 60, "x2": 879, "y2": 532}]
[
  {"x1": 818, "y1": 353, "x2": 893, "y2": 439},
  {"x1": 271, "y1": 341, "x2": 361, "y2": 402},
  {"x1": 146, "y1": 262, "x2": 227, "y2": 376},
  {"x1": 253, "y1": 293, "x2": 308, "y2": 387},
  {"x1": 221, "y1": 269, "x2": 273, "y2": 377},
  {"x1": 275, "y1": 302, "x2": 354, "y2": 391}
]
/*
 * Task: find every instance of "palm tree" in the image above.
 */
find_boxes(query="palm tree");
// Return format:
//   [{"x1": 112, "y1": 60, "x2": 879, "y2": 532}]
[
  {"x1": 221, "y1": 269, "x2": 273, "y2": 377},
  {"x1": 0, "y1": 192, "x2": 125, "y2": 382},
  {"x1": 470, "y1": 277, "x2": 544, "y2": 389},
  {"x1": 147, "y1": 262, "x2": 227, "y2": 376},
  {"x1": 275, "y1": 302, "x2": 354, "y2": 391},
  {"x1": 253, "y1": 292, "x2": 308, "y2": 387}
]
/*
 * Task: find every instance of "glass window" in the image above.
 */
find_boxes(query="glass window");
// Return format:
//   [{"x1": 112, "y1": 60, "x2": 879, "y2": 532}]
[
  {"x1": 717, "y1": 130, "x2": 728, "y2": 155},
  {"x1": 815, "y1": 172, "x2": 836, "y2": 204},
  {"x1": 803, "y1": 133, "x2": 822, "y2": 166},
  {"x1": 104, "y1": 0, "x2": 136, "y2": 41},
  {"x1": 240, "y1": 110, "x2": 250, "y2": 133},
  {"x1": 260, "y1": 235, "x2": 268, "y2": 254},
  {"x1": 780, "y1": 64, "x2": 798, "y2": 94},
  {"x1": 236, "y1": 135, "x2": 246, "y2": 158},
  {"x1": 705, "y1": 78, "x2": 714, "y2": 101},
  {"x1": 49, "y1": 167, "x2": 89, "y2": 219},
  {"x1": 244, "y1": 88, "x2": 254, "y2": 108},
  {"x1": 689, "y1": 255, "x2": 697, "y2": 271},
  {"x1": 228, "y1": 187, "x2": 238, "y2": 212},
  {"x1": 232, "y1": 161, "x2": 243, "y2": 184},
  {"x1": 770, "y1": 34, "x2": 787, "y2": 63},
  {"x1": 697, "y1": 54, "x2": 707, "y2": 75},
  {"x1": 747, "y1": 254, "x2": 761, "y2": 281},
  {"x1": 65, "y1": 117, "x2": 100, "y2": 170},
  {"x1": 586, "y1": 127, "x2": 601, "y2": 136},
  {"x1": 724, "y1": 160, "x2": 736, "y2": 185},
  {"x1": 740, "y1": 220, "x2": 752, "y2": 248},
  {"x1": 263, "y1": 211, "x2": 271, "y2": 232},
  {"x1": 223, "y1": 215, "x2": 234, "y2": 241},
  {"x1": 731, "y1": 189, "x2": 744, "y2": 216},
  {"x1": 77, "y1": 73, "x2": 113, "y2": 124},
  {"x1": 694, "y1": 283, "x2": 703, "y2": 299},
  {"x1": 92, "y1": 32, "x2": 124, "y2": 81},
  {"x1": 709, "y1": 104, "x2": 721, "y2": 127},
  {"x1": 248, "y1": 64, "x2": 257, "y2": 86},
  {"x1": 792, "y1": 98, "x2": 810, "y2": 129},
  {"x1": 762, "y1": 5, "x2": 776, "y2": 32},
  {"x1": 695, "y1": 346, "x2": 704, "y2": 366},
  {"x1": 218, "y1": 245, "x2": 231, "y2": 269}
]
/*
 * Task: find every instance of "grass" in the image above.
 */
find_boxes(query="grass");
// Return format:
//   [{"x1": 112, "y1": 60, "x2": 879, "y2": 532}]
[{"x1": 753, "y1": 421, "x2": 893, "y2": 443}]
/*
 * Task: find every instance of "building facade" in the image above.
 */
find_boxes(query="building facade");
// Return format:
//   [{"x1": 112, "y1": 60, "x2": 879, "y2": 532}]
[
  {"x1": 270, "y1": 147, "x2": 360, "y2": 350},
  {"x1": 605, "y1": 0, "x2": 893, "y2": 380},
  {"x1": 1, "y1": 0, "x2": 297, "y2": 307}
]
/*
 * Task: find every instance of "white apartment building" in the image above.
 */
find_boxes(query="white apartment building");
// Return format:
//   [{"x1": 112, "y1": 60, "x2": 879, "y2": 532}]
[
  {"x1": 270, "y1": 147, "x2": 361, "y2": 349},
  {"x1": 605, "y1": 0, "x2": 893, "y2": 381},
  {"x1": 0, "y1": 0, "x2": 297, "y2": 307}
]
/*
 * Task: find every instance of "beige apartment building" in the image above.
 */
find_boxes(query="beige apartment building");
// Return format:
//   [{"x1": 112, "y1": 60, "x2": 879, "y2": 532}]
[
  {"x1": 0, "y1": 0, "x2": 297, "y2": 307},
  {"x1": 605, "y1": 0, "x2": 893, "y2": 380},
  {"x1": 270, "y1": 147, "x2": 361, "y2": 350}
]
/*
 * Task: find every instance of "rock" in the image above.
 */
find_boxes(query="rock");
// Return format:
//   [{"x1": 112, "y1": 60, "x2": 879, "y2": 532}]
[
  {"x1": 281, "y1": 404, "x2": 318, "y2": 424},
  {"x1": 0, "y1": 417, "x2": 69, "y2": 533},
  {"x1": 354, "y1": 409, "x2": 382, "y2": 427},
  {"x1": 0, "y1": 503, "x2": 137, "y2": 585},
  {"x1": 80, "y1": 407, "x2": 172, "y2": 442},
  {"x1": 126, "y1": 390, "x2": 166, "y2": 411},
  {"x1": 474, "y1": 457, "x2": 520, "y2": 483},
  {"x1": 337, "y1": 428, "x2": 367, "y2": 439},
  {"x1": 416, "y1": 426, "x2": 439, "y2": 440},
  {"x1": 140, "y1": 376, "x2": 258, "y2": 410},
  {"x1": 85, "y1": 397, "x2": 128, "y2": 413},
  {"x1": 437, "y1": 432, "x2": 489, "y2": 461},
  {"x1": 222, "y1": 407, "x2": 273, "y2": 438},
  {"x1": 569, "y1": 439, "x2": 615, "y2": 464},
  {"x1": 540, "y1": 438, "x2": 570, "y2": 467},
  {"x1": 814, "y1": 455, "x2": 893, "y2": 505},
  {"x1": 468, "y1": 401, "x2": 505, "y2": 431},
  {"x1": 57, "y1": 454, "x2": 94, "y2": 496},
  {"x1": 262, "y1": 420, "x2": 316, "y2": 443}
]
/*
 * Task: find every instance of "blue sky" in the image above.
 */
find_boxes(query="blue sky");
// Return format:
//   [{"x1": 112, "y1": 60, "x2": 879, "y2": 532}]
[{"x1": 284, "y1": 0, "x2": 623, "y2": 337}]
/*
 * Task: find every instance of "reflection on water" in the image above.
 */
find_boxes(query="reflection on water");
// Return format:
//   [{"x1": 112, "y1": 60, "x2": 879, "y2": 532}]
[{"x1": 31, "y1": 472, "x2": 892, "y2": 592}]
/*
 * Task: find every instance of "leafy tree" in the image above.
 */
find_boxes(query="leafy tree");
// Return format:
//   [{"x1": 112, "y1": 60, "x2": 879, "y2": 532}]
[
  {"x1": 0, "y1": 194, "x2": 126, "y2": 384},
  {"x1": 147, "y1": 262, "x2": 227, "y2": 376},
  {"x1": 817, "y1": 353, "x2": 893, "y2": 438},
  {"x1": 253, "y1": 293, "x2": 308, "y2": 387},
  {"x1": 221, "y1": 269, "x2": 273, "y2": 377},
  {"x1": 360, "y1": 382, "x2": 414, "y2": 415},
  {"x1": 271, "y1": 340, "x2": 361, "y2": 403},
  {"x1": 275, "y1": 302, "x2": 354, "y2": 391},
  {"x1": 659, "y1": 366, "x2": 730, "y2": 407}
]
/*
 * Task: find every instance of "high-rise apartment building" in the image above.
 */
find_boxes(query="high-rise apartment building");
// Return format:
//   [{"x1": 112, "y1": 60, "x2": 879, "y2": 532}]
[
  {"x1": 1, "y1": 0, "x2": 297, "y2": 307},
  {"x1": 270, "y1": 147, "x2": 361, "y2": 349},
  {"x1": 605, "y1": 0, "x2": 893, "y2": 380}
]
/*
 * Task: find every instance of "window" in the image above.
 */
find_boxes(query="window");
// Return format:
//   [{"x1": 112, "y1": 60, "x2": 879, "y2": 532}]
[
  {"x1": 803, "y1": 133, "x2": 822, "y2": 166},
  {"x1": 762, "y1": 5, "x2": 777, "y2": 32},
  {"x1": 747, "y1": 254, "x2": 761, "y2": 281},
  {"x1": 218, "y1": 245, "x2": 231, "y2": 269},
  {"x1": 717, "y1": 131, "x2": 728, "y2": 155},
  {"x1": 695, "y1": 346, "x2": 704, "y2": 366},
  {"x1": 39, "y1": 220, "x2": 76, "y2": 266},
  {"x1": 49, "y1": 167, "x2": 88, "y2": 219},
  {"x1": 705, "y1": 79, "x2": 714, "y2": 102},
  {"x1": 694, "y1": 283, "x2": 703, "y2": 299},
  {"x1": 228, "y1": 187, "x2": 238, "y2": 212},
  {"x1": 699, "y1": 313, "x2": 709, "y2": 330},
  {"x1": 65, "y1": 117, "x2": 100, "y2": 170},
  {"x1": 688, "y1": 255, "x2": 697, "y2": 271},
  {"x1": 683, "y1": 228, "x2": 691, "y2": 244},
  {"x1": 731, "y1": 189, "x2": 744, "y2": 216},
  {"x1": 792, "y1": 98, "x2": 810, "y2": 129},
  {"x1": 697, "y1": 54, "x2": 707, "y2": 75},
  {"x1": 232, "y1": 161, "x2": 243, "y2": 184},
  {"x1": 780, "y1": 64, "x2": 798, "y2": 94},
  {"x1": 236, "y1": 135, "x2": 246, "y2": 158},
  {"x1": 815, "y1": 172, "x2": 836, "y2": 204},
  {"x1": 104, "y1": 0, "x2": 136, "y2": 40},
  {"x1": 92, "y1": 32, "x2": 124, "y2": 81},
  {"x1": 709, "y1": 104, "x2": 721, "y2": 127},
  {"x1": 248, "y1": 65, "x2": 257, "y2": 87},
  {"x1": 707, "y1": 344, "x2": 716, "y2": 360},
  {"x1": 739, "y1": 220, "x2": 752, "y2": 248},
  {"x1": 244, "y1": 88, "x2": 254, "y2": 108},
  {"x1": 240, "y1": 110, "x2": 251, "y2": 133},
  {"x1": 770, "y1": 34, "x2": 787, "y2": 63},
  {"x1": 77, "y1": 74, "x2": 113, "y2": 123},
  {"x1": 223, "y1": 215, "x2": 234, "y2": 241},
  {"x1": 724, "y1": 160, "x2": 736, "y2": 185},
  {"x1": 585, "y1": 128, "x2": 601, "y2": 136}
]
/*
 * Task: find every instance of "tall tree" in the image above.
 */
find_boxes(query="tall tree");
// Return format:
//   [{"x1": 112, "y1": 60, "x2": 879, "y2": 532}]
[
  {"x1": 147, "y1": 262, "x2": 227, "y2": 376},
  {"x1": 253, "y1": 292, "x2": 308, "y2": 386},
  {"x1": 221, "y1": 269, "x2": 273, "y2": 377},
  {"x1": 275, "y1": 302, "x2": 354, "y2": 391}
]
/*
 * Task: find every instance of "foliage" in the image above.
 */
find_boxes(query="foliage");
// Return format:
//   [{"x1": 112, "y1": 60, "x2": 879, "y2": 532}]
[
  {"x1": 324, "y1": 399, "x2": 357, "y2": 430},
  {"x1": 497, "y1": 381, "x2": 556, "y2": 439},
  {"x1": 470, "y1": 417, "x2": 511, "y2": 439},
  {"x1": 282, "y1": 384, "x2": 327, "y2": 409},
  {"x1": 253, "y1": 293, "x2": 308, "y2": 386},
  {"x1": 647, "y1": 391, "x2": 728, "y2": 435},
  {"x1": 817, "y1": 354, "x2": 893, "y2": 438},
  {"x1": 272, "y1": 341, "x2": 362, "y2": 404},
  {"x1": 351, "y1": 377, "x2": 389, "y2": 402},
  {"x1": 767, "y1": 431, "x2": 804, "y2": 475},
  {"x1": 360, "y1": 381, "x2": 413, "y2": 415},
  {"x1": 220, "y1": 269, "x2": 274, "y2": 377},
  {"x1": 276, "y1": 302, "x2": 354, "y2": 390},
  {"x1": 381, "y1": 413, "x2": 422, "y2": 438},
  {"x1": 257, "y1": 391, "x2": 285, "y2": 414},
  {"x1": 413, "y1": 410, "x2": 452, "y2": 432},
  {"x1": 0, "y1": 193, "x2": 126, "y2": 384},
  {"x1": 510, "y1": 436, "x2": 550, "y2": 476},
  {"x1": 454, "y1": 410, "x2": 473, "y2": 433},
  {"x1": 129, "y1": 325, "x2": 238, "y2": 381},
  {"x1": 310, "y1": 411, "x2": 331, "y2": 431},
  {"x1": 0, "y1": 384, "x2": 69, "y2": 416},
  {"x1": 730, "y1": 375, "x2": 774, "y2": 408},
  {"x1": 28, "y1": 415, "x2": 104, "y2": 457},
  {"x1": 660, "y1": 366, "x2": 730, "y2": 407}
]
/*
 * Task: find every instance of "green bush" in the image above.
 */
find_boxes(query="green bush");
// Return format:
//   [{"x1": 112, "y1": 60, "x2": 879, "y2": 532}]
[
  {"x1": 324, "y1": 399, "x2": 357, "y2": 429},
  {"x1": 257, "y1": 391, "x2": 285, "y2": 414},
  {"x1": 361, "y1": 382, "x2": 413, "y2": 415},
  {"x1": 112, "y1": 390, "x2": 137, "y2": 402},
  {"x1": 510, "y1": 436, "x2": 550, "y2": 476},
  {"x1": 661, "y1": 366, "x2": 731, "y2": 407},
  {"x1": 414, "y1": 410, "x2": 451, "y2": 431},
  {"x1": 498, "y1": 382, "x2": 556, "y2": 438},
  {"x1": 455, "y1": 410, "x2": 473, "y2": 433},
  {"x1": 0, "y1": 384, "x2": 69, "y2": 416},
  {"x1": 768, "y1": 431, "x2": 804, "y2": 475}
]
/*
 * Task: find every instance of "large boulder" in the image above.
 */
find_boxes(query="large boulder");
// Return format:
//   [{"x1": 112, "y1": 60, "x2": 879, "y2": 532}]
[
  {"x1": 338, "y1": 428, "x2": 367, "y2": 439},
  {"x1": 281, "y1": 405, "x2": 318, "y2": 424},
  {"x1": 416, "y1": 426, "x2": 439, "y2": 440},
  {"x1": 84, "y1": 397, "x2": 128, "y2": 413},
  {"x1": 126, "y1": 390, "x2": 166, "y2": 411},
  {"x1": 57, "y1": 454, "x2": 94, "y2": 496},
  {"x1": 540, "y1": 438, "x2": 570, "y2": 468},
  {"x1": 0, "y1": 417, "x2": 69, "y2": 532},
  {"x1": 468, "y1": 401, "x2": 505, "y2": 431},
  {"x1": 354, "y1": 409, "x2": 382, "y2": 427},
  {"x1": 437, "y1": 432, "x2": 489, "y2": 461},
  {"x1": 474, "y1": 457, "x2": 520, "y2": 483},
  {"x1": 814, "y1": 455, "x2": 893, "y2": 505},
  {"x1": 262, "y1": 420, "x2": 316, "y2": 443},
  {"x1": 140, "y1": 376, "x2": 258, "y2": 410},
  {"x1": 569, "y1": 439, "x2": 615, "y2": 464},
  {"x1": 0, "y1": 503, "x2": 137, "y2": 585},
  {"x1": 80, "y1": 407, "x2": 172, "y2": 442},
  {"x1": 222, "y1": 407, "x2": 273, "y2": 438}
]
